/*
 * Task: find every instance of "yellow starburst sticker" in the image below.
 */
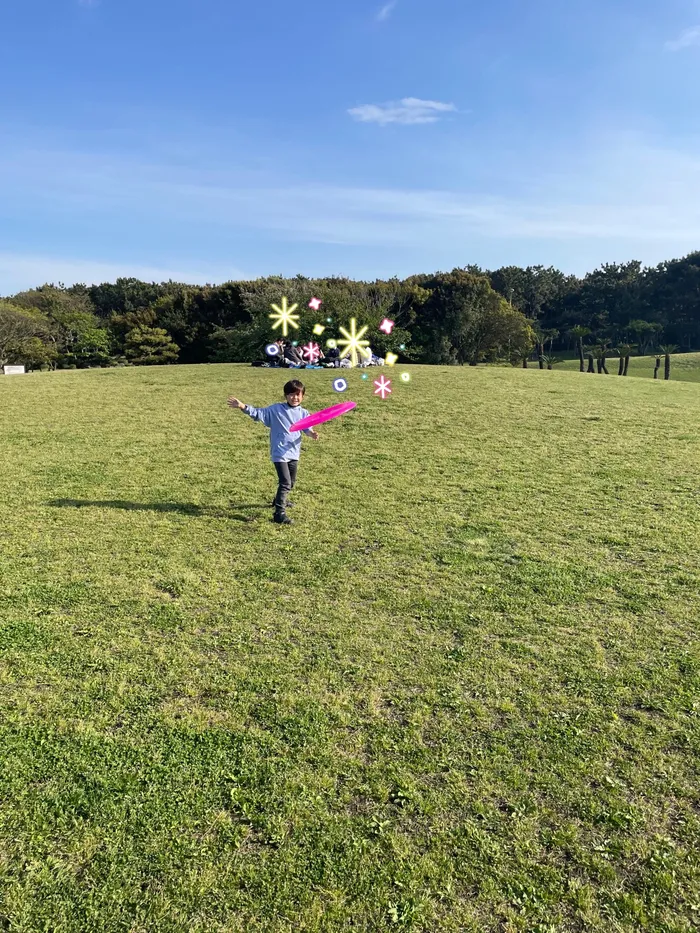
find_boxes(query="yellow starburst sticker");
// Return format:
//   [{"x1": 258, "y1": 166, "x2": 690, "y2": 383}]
[
  {"x1": 337, "y1": 317, "x2": 370, "y2": 368},
  {"x1": 269, "y1": 297, "x2": 300, "y2": 337}
]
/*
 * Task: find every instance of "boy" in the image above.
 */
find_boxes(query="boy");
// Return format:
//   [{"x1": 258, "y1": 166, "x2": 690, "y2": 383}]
[{"x1": 227, "y1": 380, "x2": 319, "y2": 525}]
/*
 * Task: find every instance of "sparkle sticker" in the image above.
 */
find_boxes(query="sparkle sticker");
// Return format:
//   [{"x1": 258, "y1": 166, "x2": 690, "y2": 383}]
[
  {"x1": 333, "y1": 377, "x2": 348, "y2": 392},
  {"x1": 301, "y1": 341, "x2": 322, "y2": 363},
  {"x1": 384, "y1": 351, "x2": 398, "y2": 366},
  {"x1": 269, "y1": 297, "x2": 300, "y2": 337},
  {"x1": 361, "y1": 373, "x2": 368, "y2": 380},
  {"x1": 373, "y1": 375, "x2": 392, "y2": 399},
  {"x1": 379, "y1": 318, "x2": 395, "y2": 335},
  {"x1": 313, "y1": 323, "x2": 326, "y2": 336},
  {"x1": 265, "y1": 343, "x2": 280, "y2": 357},
  {"x1": 400, "y1": 372, "x2": 411, "y2": 382},
  {"x1": 338, "y1": 317, "x2": 370, "y2": 368},
  {"x1": 308, "y1": 297, "x2": 322, "y2": 311}
]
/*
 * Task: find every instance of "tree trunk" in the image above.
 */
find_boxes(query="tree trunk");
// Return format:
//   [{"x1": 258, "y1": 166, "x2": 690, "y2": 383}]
[
  {"x1": 623, "y1": 355, "x2": 630, "y2": 376},
  {"x1": 547, "y1": 362, "x2": 552, "y2": 370},
  {"x1": 596, "y1": 358, "x2": 602, "y2": 373},
  {"x1": 538, "y1": 343, "x2": 544, "y2": 369},
  {"x1": 618, "y1": 357, "x2": 624, "y2": 375},
  {"x1": 522, "y1": 357, "x2": 528, "y2": 369},
  {"x1": 587, "y1": 354, "x2": 595, "y2": 373},
  {"x1": 578, "y1": 339, "x2": 585, "y2": 372},
  {"x1": 601, "y1": 354, "x2": 608, "y2": 374},
  {"x1": 654, "y1": 357, "x2": 661, "y2": 379},
  {"x1": 664, "y1": 354, "x2": 671, "y2": 380}
]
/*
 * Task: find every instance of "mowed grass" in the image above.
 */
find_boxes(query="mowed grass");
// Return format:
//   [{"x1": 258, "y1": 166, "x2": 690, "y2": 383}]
[
  {"x1": 1, "y1": 363, "x2": 699, "y2": 933},
  {"x1": 558, "y1": 351, "x2": 700, "y2": 383}
]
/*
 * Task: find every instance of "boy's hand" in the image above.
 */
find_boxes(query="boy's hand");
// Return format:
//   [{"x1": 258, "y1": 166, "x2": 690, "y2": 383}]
[
  {"x1": 309, "y1": 430, "x2": 320, "y2": 440},
  {"x1": 228, "y1": 397, "x2": 244, "y2": 410}
]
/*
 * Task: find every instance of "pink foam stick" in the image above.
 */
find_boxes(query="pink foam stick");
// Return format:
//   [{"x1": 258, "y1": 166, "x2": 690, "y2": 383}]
[{"x1": 290, "y1": 401, "x2": 357, "y2": 432}]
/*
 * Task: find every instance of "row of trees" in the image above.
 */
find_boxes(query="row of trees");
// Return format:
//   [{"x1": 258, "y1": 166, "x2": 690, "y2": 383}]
[{"x1": 1, "y1": 250, "x2": 699, "y2": 371}]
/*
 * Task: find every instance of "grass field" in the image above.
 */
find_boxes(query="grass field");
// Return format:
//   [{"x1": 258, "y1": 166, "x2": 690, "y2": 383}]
[
  {"x1": 556, "y1": 352, "x2": 700, "y2": 383},
  {"x1": 1, "y1": 363, "x2": 699, "y2": 932}
]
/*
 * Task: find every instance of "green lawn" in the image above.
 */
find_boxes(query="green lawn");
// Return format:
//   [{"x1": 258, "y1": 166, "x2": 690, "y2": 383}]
[
  {"x1": 556, "y1": 351, "x2": 700, "y2": 383},
  {"x1": 1, "y1": 363, "x2": 699, "y2": 932}
]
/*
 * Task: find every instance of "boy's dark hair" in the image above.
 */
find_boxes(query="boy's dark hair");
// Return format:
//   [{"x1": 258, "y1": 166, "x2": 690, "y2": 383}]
[{"x1": 284, "y1": 379, "x2": 305, "y2": 396}]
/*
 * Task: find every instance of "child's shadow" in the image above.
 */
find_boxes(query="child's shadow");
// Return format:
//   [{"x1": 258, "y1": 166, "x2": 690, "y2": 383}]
[{"x1": 48, "y1": 499, "x2": 269, "y2": 523}]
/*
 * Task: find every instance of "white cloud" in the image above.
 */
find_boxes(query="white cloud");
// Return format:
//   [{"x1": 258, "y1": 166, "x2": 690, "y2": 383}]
[
  {"x1": 0, "y1": 253, "x2": 244, "y2": 296},
  {"x1": 348, "y1": 97, "x2": 457, "y2": 125},
  {"x1": 665, "y1": 26, "x2": 700, "y2": 51},
  {"x1": 376, "y1": 1, "x2": 397, "y2": 22}
]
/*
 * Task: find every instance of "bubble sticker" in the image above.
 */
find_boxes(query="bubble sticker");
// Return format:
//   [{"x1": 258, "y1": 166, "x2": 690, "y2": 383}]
[
  {"x1": 326, "y1": 339, "x2": 338, "y2": 349},
  {"x1": 333, "y1": 377, "x2": 348, "y2": 393},
  {"x1": 326, "y1": 317, "x2": 333, "y2": 323},
  {"x1": 361, "y1": 373, "x2": 369, "y2": 380},
  {"x1": 265, "y1": 343, "x2": 280, "y2": 357},
  {"x1": 400, "y1": 372, "x2": 411, "y2": 382}
]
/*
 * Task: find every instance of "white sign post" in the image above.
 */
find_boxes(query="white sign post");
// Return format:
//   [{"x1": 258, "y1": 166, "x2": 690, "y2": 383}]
[{"x1": 3, "y1": 365, "x2": 25, "y2": 375}]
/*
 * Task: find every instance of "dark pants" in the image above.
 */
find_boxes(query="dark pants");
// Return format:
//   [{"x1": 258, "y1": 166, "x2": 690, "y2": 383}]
[{"x1": 273, "y1": 460, "x2": 298, "y2": 514}]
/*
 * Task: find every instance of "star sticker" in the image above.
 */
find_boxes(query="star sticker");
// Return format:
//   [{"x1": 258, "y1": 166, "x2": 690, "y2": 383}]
[
  {"x1": 313, "y1": 323, "x2": 325, "y2": 336},
  {"x1": 384, "y1": 352, "x2": 398, "y2": 366},
  {"x1": 374, "y1": 375, "x2": 392, "y2": 399},
  {"x1": 309, "y1": 297, "x2": 322, "y2": 311},
  {"x1": 301, "y1": 341, "x2": 322, "y2": 363},
  {"x1": 379, "y1": 318, "x2": 395, "y2": 335},
  {"x1": 337, "y1": 317, "x2": 370, "y2": 367},
  {"x1": 269, "y1": 297, "x2": 300, "y2": 337}
]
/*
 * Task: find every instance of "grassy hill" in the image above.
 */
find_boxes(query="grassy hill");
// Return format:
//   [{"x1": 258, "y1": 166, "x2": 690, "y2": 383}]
[
  {"x1": 1, "y1": 364, "x2": 699, "y2": 932},
  {"x1": 556, "y1": 351, "x2": 700, "y2": 382}
]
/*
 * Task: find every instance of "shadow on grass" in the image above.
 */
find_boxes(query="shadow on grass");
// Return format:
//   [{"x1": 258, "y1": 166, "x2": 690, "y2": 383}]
[{"x1": 47, "y1": 499, "x2": 269, "y2": 523}]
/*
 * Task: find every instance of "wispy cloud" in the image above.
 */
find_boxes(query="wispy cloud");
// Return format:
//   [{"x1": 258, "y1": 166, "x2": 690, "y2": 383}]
[
  {"x1": 376, "y1": 1, "x2": 397, "y2": 22},
  {"x1": 3, "y1": 136, "x2": 700, "y2": 280},
  {"x1": 348, "y1": 97, "x2": 457, "y2": 125},
  {"x1": 665, "y1": 26, "x2": 700, "y2": 51}
]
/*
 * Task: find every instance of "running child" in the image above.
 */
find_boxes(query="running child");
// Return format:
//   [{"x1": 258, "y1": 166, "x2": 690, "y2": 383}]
[{"x1": 227, "y1": 379, "x2": 319, "y2": 525}]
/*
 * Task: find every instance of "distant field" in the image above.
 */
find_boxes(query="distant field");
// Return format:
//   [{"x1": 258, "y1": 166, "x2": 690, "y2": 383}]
[
  {"x1": 556, "y1": 351, "x2": 700, "y2": 382},
  {"x1": 1, "y1": 364, "x2": 699, "y2": 932}
]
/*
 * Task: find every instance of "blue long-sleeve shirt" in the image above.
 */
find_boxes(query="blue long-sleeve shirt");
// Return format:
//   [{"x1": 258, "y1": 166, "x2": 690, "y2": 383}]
[{"x1": 242, "y1": 402, "x2": 314, "y2": 462}]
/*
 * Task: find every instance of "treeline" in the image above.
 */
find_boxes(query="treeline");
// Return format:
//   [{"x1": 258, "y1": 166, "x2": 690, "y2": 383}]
[{"x1": 1, "y1": 251, "x2": 699, "y2": 370}]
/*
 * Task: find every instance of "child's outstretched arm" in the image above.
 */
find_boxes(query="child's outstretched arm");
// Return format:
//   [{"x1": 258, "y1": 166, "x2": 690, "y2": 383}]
[{"x1": 228, "y1": 397, "x2": 273, "y2": 427}]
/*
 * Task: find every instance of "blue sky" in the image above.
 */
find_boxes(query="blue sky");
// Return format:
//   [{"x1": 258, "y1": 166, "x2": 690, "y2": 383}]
[{"x1": 2, "y1": 0, "x2": 700, "y2": 293}]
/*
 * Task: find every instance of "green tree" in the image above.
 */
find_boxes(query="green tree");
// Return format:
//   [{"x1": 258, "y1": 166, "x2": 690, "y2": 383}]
[
  {"x1": 413, "y1": 270, "x2": 533, "y2": 365},
  {"x1": 124, "y1": 327, "x2": 179, "y2": 365},
  {"x1": 21, "y1": 336, "x2": 59, "y2": 371},
  {"x1": 615, "y1": 343, "x2": 634, "y2": 376},
  {"x1": 540, "y1": 354, "x2": 563, "y2": 370},
  {"x1": 658, "y1": 344, "x2": 678, "y2": 381},
  {"x1": 570, "y1": 325, "x2": 591, "y2": 372},
  {"x1": 593, "y1": 343, "x2": 610, "y2": 374},
  {"x1": 0, "y1": 302, "x2": 51, "y2": 368}
]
